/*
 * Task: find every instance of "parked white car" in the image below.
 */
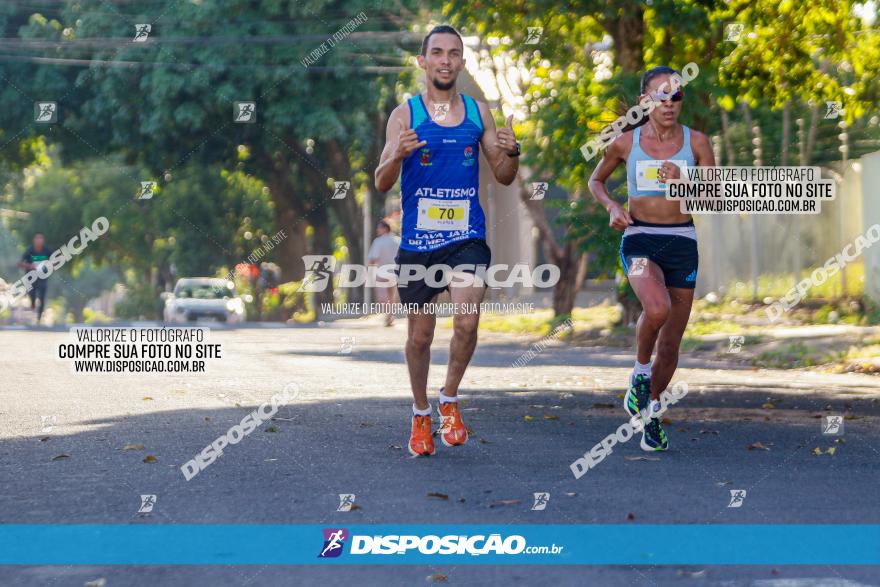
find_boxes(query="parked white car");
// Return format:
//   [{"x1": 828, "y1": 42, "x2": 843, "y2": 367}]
[{"x1": 162, "y1": 278, "x2": 246, "y2": 324}]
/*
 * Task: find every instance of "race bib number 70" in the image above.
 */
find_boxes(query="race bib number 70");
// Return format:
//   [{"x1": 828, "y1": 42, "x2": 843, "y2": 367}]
[{"x1": 416, "y1": 198, "x2": 470, "y2": 231}]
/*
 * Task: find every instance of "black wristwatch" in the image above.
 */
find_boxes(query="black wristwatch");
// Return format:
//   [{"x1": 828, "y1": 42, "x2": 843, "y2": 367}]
[{"x1": 507, "y1": 141, "x2": 521, "y2": 158}]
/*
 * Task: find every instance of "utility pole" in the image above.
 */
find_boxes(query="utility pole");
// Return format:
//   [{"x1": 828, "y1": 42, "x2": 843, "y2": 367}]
[
  {"x1": 750, "y1": 125, "x2": 762, "y2": 301},
  {"x1": 838, "y1": 119, "x2": 849, "y2": 297}
]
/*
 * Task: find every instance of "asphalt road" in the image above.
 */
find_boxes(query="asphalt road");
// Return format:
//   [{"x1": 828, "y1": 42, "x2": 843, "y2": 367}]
[{"x1": 1, "y1": 320, "x2": 879, "y2": 586}]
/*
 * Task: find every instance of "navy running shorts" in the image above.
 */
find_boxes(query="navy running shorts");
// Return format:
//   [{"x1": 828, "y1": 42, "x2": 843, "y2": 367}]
[
  {"x1": 395, "y1": 238, "x2": 491, "y2": 306},
  {"x1": 620, "y1": 222, "x2": 698, "y2": 289}
]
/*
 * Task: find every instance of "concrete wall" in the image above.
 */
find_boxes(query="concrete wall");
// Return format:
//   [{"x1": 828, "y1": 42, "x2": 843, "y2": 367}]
[{"x1": 862, "y1": 151, "x2": 880, "y2": 303}]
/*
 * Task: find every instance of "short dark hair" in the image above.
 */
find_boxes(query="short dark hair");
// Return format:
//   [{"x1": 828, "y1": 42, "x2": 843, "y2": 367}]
[
  {"x1": 420, "y1": 25, "x2": 463, "y2": 56},
  {"x1": 377, "y1": 219, "x2": 391, "y2": 232},
  {"x1": 640, "y1": 65, "x2": 679, "y2": 93},
  {"x1": 34, "y1": 232, "x2": 44, "y2": 237}
]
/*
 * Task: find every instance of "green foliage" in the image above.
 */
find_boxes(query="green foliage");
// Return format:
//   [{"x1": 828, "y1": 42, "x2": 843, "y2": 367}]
[
  {"x1": 3, "y1": 0, "x2": 879, "y2": 322},
  {"x1": 445, "y1": 1, "x2": 880, "y2": 287},
  {"x1": 552, "y1": 198, "x2": 620, "y2": 278},
  {"x1": 57, "y1": 261, "x2": 119, "y2": 321},
  {"x1": 753, "y1": 341, "x2": 832, "y2": 369},
  {"x1": 114, "y1": 281, "x2": 161, "y2": 320},
  {"x1": 83, "y1": 307, "x2": 112, "y2": 323},
  {"x1": 277, "y1": 280, "x2": 316, "y2": 323},
  {"x1": 722, "y1": 262, "x2": 865, "y2": 301},
  {"x1": 3, "y1": 147, "x2": 275, "y2": 312}
]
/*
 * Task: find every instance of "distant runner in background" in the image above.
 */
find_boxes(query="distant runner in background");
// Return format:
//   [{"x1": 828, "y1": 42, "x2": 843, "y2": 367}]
[
  {"x1": 367, "y1": 219, "x2": 400, "y2": 326},
  {"x1": 18, "y1": 232, "x2": 54, "y2": 324}
]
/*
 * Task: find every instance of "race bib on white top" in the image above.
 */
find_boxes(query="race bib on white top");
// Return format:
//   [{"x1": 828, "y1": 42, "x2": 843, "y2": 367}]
[
  {"x1": 636, "y1": 159, "x2": 688, "y2": 192},
  {"x1": 416, "y1": 198, "x2": 470, "y2": 232}
]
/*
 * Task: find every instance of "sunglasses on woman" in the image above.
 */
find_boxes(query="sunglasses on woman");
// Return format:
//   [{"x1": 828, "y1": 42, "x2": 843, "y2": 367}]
[{"x1": 648, "y1": 89, "x2": 684, "y2": 102}]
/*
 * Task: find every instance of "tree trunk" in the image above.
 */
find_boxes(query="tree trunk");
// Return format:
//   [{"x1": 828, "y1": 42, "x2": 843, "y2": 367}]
[
  {"x1": 158, "y1": 262, "x2": 174, "y2": 293},
  {"x1": 551, "y1": 240, "x2": 587, "y2": 317},
  {"x1": 780, "y1": 101, "x2": 791, "y2": 166},
  {"x1": 518, "y1": 183, "x2": 587, "y2": 318},
  {"x1": 740, "y1": 100, "x2": 753, "y2": 129},
  {"x1": 604, "y1": 6, "x2": 645, "y2": 74},
  {"x1": 266, "y1": 174, "x2": 308, "y2": 283},
  {"x1": 805, "y1": 104, "x2": 820, "y2": 165},
  {"x1": 71, "y1": 299, "x2": 87, "y2": 323},
  {"x1": 325, "y1": 138, "x2": 364, "y2": 304},
  {"x1": 720, "y1": 109, "x2": 736, "y2": 166},
  {"x1": 310, "y1": 205, "x2": 335, "y2": 316}
]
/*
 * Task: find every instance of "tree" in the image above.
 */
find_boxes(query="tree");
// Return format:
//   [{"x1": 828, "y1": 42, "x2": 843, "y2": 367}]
[
  {"x1": 445, "y1": 0, "x2": 880, "y2": 317},
  {"x1": 0, "y1": 1, "x2": 424, "y2": 315},
  {"x1": 5, "y1": 151, "x2": 273, "y2": 318}
]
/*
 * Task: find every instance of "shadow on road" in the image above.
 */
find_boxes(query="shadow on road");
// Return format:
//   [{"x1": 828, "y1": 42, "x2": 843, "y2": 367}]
[{"x1": 3, "y1": 384, "x2": 879, "y2": 585}]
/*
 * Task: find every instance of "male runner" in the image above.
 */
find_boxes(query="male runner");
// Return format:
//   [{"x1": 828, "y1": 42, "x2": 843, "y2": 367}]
[
  {"x1": 367, "y1": 219, "x2": 400, "y2": 326},
  {"x1": 18, "y1": 232, "x2": 54, "y2": 323},
  {"x1": 374, "y1": 24, "x2": 520, "y2": 456},
  {"x1": 588, "y1": 66, "x2": 714, "y2": 451}
]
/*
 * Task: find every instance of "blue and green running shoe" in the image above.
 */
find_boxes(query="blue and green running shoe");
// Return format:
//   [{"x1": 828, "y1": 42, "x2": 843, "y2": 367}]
[
  {"x1": 640, "y1": 401, "x2": 669, "y2": 451},
  {"x1": 624, "y1": 373, "x2": 651, "y2": 418}
]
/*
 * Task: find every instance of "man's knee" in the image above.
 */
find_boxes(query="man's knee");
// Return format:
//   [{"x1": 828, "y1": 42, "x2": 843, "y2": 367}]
[
  {"x1": 641, "y1": 300, "x2": 670, "y2": 326},
  {"x1": 453, "y1": 314, "x2": 479, "y2": 339},
  {"x1": 408, "y1": 325, "x2": 434, "y2": 350}
]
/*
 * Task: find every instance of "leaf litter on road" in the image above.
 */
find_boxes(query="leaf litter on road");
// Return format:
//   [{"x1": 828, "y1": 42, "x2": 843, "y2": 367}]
[
  {"x1": 813, "y1": 446, "x2": 837, "y2": 456},
  {"x1": 489, "y1": 499, "x2": 521, "y2": 508}
]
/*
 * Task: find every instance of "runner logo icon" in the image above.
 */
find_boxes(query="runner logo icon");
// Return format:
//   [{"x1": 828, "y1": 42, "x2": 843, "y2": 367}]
[
  {"x1": 319, "y1": 528, "x2": 348, "y2": 558},
  {"x1": 728, "y1": 490, "x2": 747, "y2": 508},
  {"x1": 300, "y1": 255, "x2": 337, "y2": 292},
  {"x1": 628, "y1": 257, "x2": 648, "y2": 277}
]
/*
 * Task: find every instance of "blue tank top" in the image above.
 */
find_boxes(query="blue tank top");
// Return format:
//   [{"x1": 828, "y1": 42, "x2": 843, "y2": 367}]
[
  {"x1": 400, "y1": 94, "x2": 485, "y2": 251},
  {"x1": 626, "y1": 125, "x2": 695, "y2": 197}
]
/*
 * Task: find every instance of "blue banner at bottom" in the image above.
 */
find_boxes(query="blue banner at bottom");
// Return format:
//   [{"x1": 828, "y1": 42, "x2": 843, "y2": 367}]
[{"x1": 0, "y1": 525, "x2": 877, "y2": 565}]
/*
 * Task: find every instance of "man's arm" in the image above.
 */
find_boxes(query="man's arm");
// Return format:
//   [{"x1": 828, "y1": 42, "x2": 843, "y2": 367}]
[
  {"x1": 18, "y1": 248, "x2": 32, "y2": 270},
  {"x1": 367, "y1": 239, "x2": 379, "y2": 265},
  {"x1": 374, "y1": 104, "x2": 427, "y2": 193},
  {"x1": 477, "y1": 102, "x2": 519, "y2": 186}
]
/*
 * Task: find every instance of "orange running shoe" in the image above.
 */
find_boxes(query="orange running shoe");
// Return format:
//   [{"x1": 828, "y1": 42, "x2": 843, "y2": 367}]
[
  {"x1": 438, "y1": 401, "x2": 468, "y2": 447},
  {"x1": 408, "y1": 414, "x2": 435, "y2": 457}
]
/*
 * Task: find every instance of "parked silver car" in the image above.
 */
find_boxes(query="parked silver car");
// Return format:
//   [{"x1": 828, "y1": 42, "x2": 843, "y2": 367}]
[{"x1": 162, "y1": 278, "x2": 246, "y2": 323}]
